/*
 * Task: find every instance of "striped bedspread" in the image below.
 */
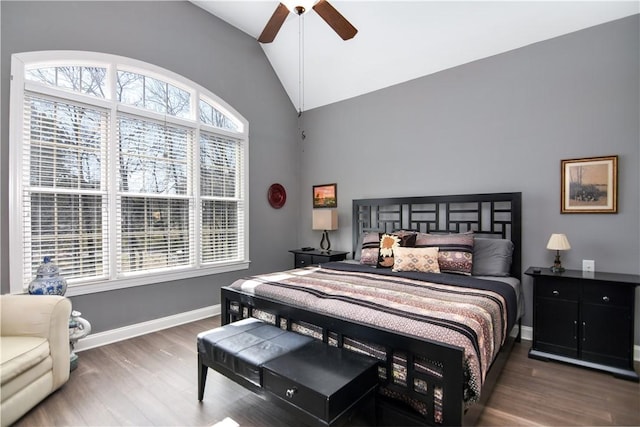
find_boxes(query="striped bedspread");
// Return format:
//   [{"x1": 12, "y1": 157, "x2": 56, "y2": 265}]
[{"x1": 228, "y1": 262, "x2": 517, "y2": 405}]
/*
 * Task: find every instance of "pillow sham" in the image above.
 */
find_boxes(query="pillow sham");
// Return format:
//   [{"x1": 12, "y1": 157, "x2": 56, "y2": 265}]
[
  {"x1": 354, "y1": 228, "x2": 383, "y2": 261},
  {"x1": 392, "y1": 246, "x2": 440, "y2": 273},
  {"x1": 377, "y1": 232, "x2": 417, "y2": 268},
  {"x1": 415, "y1": 233, "x2": 474, "y2": 275},
  {"x1": 359, "y1": 232, "x2": 382, "y2": 266},
  {"x1": 354, "y1": 233, "x2": 364, "y2": 261},
  {"x1": 472, "y1": 237, "x2": 514, "y2": 277}
]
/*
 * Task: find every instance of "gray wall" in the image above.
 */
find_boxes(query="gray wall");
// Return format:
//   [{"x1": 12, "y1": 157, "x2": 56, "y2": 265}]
[
  {"x1": 2, "y1": 3, "x2": 639, "y2": 345},
  {"x1": 1, "y1": 1, "x2": 300, "y2": 332},
  {"x1": 298, "y1": 15, "x2": 640, "y2": 342}
]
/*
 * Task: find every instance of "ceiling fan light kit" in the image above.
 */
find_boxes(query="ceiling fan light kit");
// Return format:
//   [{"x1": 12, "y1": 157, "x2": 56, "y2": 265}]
[
  {"x1": 282, "y1": 0, "x2": 316, "y2": 15},
  {"x1": 258, "y1": 0, "x2": 357, "y2": 44}
]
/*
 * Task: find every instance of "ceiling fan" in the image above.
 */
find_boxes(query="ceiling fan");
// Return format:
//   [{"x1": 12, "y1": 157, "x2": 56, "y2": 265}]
[{"x1": 258, "y1": 0, "x2": 358, "y2": 43}]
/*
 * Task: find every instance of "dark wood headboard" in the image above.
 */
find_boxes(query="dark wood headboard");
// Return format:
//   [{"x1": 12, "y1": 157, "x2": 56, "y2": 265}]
[{"x1": 352, "y1": 192, "x2": 522, "y2": 279}]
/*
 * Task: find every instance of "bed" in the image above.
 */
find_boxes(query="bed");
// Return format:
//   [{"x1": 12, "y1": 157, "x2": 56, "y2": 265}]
[{"x1": 221, "y1": 192, "x2": 522, "y2": 426}]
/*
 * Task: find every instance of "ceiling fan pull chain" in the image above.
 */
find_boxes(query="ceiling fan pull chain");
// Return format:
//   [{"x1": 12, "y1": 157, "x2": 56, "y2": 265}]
[{"x1": 298, "y1": 12, "x2": 306, "y2": 141}]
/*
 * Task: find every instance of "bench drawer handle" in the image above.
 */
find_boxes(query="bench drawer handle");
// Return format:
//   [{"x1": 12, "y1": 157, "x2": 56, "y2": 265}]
[
  {"x1": 552, "y1": 290, "x2": 560, "y2": 296},
  {"x1": 602, "y1": 296, "x2": 610, "y2": 303},
  {"x1": 286, "y1": 387, "x2": 297, "y2": 399}
]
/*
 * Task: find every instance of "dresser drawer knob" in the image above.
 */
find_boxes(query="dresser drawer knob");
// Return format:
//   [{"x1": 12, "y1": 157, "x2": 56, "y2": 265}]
[
  {"x1": 285, "y1": 387, "x2": 297, "y2": 399},
  {"x1": 602, "y1": 296, "x2": 610, "y2": 303},
  {"x1": 552, "y1": 290, "x2": 560, "y2": 296}
]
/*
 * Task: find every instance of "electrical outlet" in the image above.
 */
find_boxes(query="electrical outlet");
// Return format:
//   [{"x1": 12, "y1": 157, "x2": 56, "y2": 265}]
[{"x1": 582, "y1": 259, "x2": 595, "y2": 272}]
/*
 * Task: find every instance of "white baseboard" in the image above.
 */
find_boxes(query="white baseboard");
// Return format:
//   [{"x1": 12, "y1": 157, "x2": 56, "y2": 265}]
[
  {"x1": 75, "y1": 304, "x2": 221, "y2": 352},
  {"x1": 76, "y1": 310, "x2": 640, "y2": 363},
  {"x1": 519, "y1": 325, "x2": 533, "y2": 341},
  {"x1": 517, "y1": 325, "x2": 640, "y2": 362}
]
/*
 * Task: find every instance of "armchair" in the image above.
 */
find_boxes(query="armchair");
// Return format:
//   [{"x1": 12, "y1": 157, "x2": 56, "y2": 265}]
[{"x1": 1, "y1": 295, "x2": 72, "y2": 427}]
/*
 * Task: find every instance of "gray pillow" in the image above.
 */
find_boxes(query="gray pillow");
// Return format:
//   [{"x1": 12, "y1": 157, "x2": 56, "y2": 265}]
[
  {"x1": 472, "y1": 238, "x2": 514, "y2": 277},
  {"x1": 354, "y1": 233, "x2": 364, "y2": 261},
  {"x1": 354, "y1": 229, "x2": 383, "y2": 261}
]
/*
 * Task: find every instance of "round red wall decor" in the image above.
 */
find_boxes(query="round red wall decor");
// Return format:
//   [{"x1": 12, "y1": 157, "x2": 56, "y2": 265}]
[{"x1": 268, "y1": 183, "x2": 286, "y2": 209}]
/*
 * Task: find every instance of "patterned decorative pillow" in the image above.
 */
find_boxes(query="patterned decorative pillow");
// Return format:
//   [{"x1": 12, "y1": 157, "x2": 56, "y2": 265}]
[
  {"x1": 415, "y1": 233, "x2": 474, "y2": 275},
  {"x1": 359, "y1": 232, "x2": 382, "y2": 266},
  {"x1": 377, "y1": 232, "x2": 417, "y2": 268},
  {"x1": 392, "y1": 246, "x2": 440, "y2": 273}
]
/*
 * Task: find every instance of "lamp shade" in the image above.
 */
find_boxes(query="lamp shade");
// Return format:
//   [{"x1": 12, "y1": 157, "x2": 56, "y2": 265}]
[
  {"x1": 312, "y1": 209, "x2": 338, "y2": 231},
  {"x1": 546, "y1": 233, "x2": 571, "y2": 251}
]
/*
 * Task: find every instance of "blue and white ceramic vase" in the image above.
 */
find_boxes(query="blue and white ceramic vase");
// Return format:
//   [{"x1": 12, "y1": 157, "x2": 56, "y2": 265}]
[{"x1": 28, "y1": 256, "x2": 67, "y2": 296}]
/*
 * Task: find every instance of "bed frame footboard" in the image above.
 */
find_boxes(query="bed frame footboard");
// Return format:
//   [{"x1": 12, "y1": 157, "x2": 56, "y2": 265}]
[{"x1": 221, "y1": 287, "x2": 467, "y2": 426}]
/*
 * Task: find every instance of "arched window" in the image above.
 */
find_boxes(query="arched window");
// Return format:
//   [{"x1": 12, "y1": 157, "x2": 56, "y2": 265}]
[{"x1": 9, "y1": 51, "x2": 249, "y2": 295}]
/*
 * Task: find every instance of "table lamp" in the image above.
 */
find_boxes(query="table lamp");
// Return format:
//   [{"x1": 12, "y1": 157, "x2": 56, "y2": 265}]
[
  {"x1": 547, "y1": 233, "x2": 571, "y2": 272},
  {"x1": 312, "y1": 209, "x2": 338, "y2": 252}
]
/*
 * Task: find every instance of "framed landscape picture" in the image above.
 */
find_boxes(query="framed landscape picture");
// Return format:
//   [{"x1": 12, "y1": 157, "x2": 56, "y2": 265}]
[
  {"x1": 561, "y1": 155, "x2": 617, "y2": 213},
  {"x1": 313, "y1": 183, "x2": 337, "y2": 208}
]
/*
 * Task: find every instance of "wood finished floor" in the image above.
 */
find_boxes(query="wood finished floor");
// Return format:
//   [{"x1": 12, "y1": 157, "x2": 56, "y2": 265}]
[{"x1": 12, "y1": 316, "x2": 640, "y2": 427}]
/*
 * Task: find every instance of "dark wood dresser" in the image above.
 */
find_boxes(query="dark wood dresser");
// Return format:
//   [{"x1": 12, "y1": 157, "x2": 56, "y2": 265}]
[{"x1": 526, "y1": 266, "x2": 639, "y2": 381}]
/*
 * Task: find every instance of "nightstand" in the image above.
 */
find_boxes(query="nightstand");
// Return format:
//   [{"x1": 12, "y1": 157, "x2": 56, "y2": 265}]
[
  {"x1": 289, "y1": 249, "x2": 348, "y2": 268},
  {"x1": 525, "y1": 266, "x2": 639, "y2": 381}
]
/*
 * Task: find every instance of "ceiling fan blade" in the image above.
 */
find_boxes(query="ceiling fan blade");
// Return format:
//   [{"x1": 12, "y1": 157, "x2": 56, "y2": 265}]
[
  {"x1": 258, "y1": 3, "x2": 290, "y2": 43},
  {"x1": 312, "y1": 0, "x2": 357, "y2": 41}
]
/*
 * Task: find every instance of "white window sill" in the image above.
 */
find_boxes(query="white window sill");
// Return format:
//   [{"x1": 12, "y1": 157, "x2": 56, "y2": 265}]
[{"x1": 60, "y1": 261, "x2": 251, "y2": 297}]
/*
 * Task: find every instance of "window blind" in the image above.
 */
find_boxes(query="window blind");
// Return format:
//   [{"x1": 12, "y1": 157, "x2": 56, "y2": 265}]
[
  {"x1": 22, "y1": 93, "x2": 109, "y2": 286},
  {"x1": 200, "y1": 132, "x2": 244, "y2": 264},
  {"x1": 116, "y1": 115, "x2": 195, "y2": 273}
]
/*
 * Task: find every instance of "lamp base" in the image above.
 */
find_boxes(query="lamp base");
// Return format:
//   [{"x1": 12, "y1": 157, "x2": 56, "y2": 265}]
[
  {"x1": 320, "y1": 230, "x2": 331, "y2": 253},
  {"x1": 550, "y1": 251, "x2": 564, "y2": 272}
]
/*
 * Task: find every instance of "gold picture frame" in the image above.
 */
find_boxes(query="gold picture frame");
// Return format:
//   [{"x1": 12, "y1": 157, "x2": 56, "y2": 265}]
[
  {"x1": 561, "y1": 155, "x2": 618, "y2": 214},
  {"x1": 313, "y1": 183, "x2": 337, "y2": 208}
]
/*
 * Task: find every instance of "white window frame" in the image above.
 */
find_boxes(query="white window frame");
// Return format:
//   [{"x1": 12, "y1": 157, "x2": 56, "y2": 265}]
[{"x1": 9, "y1": 51, "x2": 250, "y2": 296}]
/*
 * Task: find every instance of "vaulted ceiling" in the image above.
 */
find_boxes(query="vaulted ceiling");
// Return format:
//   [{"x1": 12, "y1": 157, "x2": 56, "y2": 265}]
[{"x1": 192, "y1": 1, "x2": 638, "y2": 111}]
